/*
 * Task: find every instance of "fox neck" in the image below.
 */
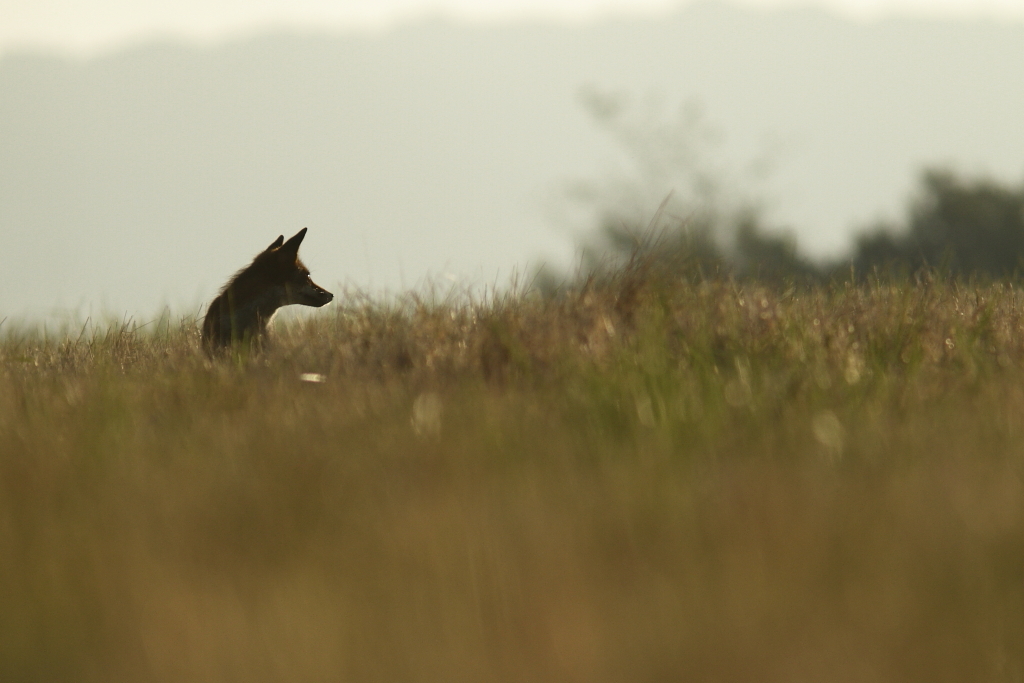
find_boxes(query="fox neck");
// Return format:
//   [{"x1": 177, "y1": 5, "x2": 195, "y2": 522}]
[
  {"x1": 227, "y1": 285, "x2": 286, "y2": 327},
  {"x1": 215, "y1": 278, "x2": 291, "y2": 340}
]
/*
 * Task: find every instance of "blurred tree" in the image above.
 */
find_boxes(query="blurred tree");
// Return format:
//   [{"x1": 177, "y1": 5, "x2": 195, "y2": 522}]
[
  {"x1": 850, "y1": 226, "x2": 911, "y2": 276},
  {"x1": 561, "y1": 88, "x2": 817, "y2": 285},
  {"x1": 578, "y1": 203, "x2": 727, "y2": 282},
  {"x1": 849, "y1": 170, "x2": 1024, "y2": 278},
  {"x1": 734, "y1": 215, "x2": 819, "y2": 284}
]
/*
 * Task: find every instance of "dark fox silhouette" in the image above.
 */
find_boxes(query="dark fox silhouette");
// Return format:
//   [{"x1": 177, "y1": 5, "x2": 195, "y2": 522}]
[{"x1": 202, "y1": 228, "x2": 333, "y2": 350}]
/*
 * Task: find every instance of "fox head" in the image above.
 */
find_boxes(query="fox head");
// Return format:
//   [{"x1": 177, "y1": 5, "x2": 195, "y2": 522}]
[
  {"x1": 202, "y1": 228, "x2": 333, "y2": 350},
  {"x1": 256, "y1": 228, "x2": 334, "y2": 308}
]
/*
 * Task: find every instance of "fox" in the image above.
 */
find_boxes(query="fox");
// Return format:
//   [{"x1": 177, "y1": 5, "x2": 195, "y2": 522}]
[{"x1": 202, "y1": 228, "x2": 334, "y2": 351}]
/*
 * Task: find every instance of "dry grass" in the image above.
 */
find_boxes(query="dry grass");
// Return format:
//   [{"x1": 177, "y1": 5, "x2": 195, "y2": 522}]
[{"x1": 2, "y1": 270, "x2": 1023, "y2": 682}]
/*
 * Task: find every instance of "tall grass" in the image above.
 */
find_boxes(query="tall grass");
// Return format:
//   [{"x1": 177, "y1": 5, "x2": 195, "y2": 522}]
[{"x1": 1, "y1": 269, "x2": 1022, "y2": 682}]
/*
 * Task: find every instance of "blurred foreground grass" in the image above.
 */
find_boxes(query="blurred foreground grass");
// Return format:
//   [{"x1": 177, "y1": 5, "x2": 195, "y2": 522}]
[{"x1": 2, "y1": 270, "x2": 1023, "y2": 682}]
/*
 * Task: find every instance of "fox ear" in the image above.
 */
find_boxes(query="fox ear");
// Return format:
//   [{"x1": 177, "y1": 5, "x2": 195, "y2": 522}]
[
  {"x1": 267, "y1": 235, "x2": 284, "y2": 251},
  {"x1": 281, "y1": 227, "x2": 308, "y2": 254}
]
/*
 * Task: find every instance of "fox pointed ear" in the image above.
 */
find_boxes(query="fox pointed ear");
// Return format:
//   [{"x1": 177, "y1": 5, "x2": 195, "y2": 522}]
[
  {"x1": 281, "y1": 227, "x2": 308, "y2": 254},
  {"x1": 267, "y1": 235, "x2": 285, "y2": 251}
]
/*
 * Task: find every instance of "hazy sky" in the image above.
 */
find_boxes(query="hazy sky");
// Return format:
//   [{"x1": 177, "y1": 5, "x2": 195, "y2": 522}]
[
  {"x1": 3, "y1": 0, "x2": 1024, "y2": 54},
  {"x1": 4, "y1": 0, "x2": 1024, "y2": 321}
]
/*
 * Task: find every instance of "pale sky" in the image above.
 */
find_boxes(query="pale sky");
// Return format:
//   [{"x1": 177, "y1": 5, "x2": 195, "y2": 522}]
[
  {"x1": 2, "y1": 0, "x2": 1024, "y2": 55},
  {"x1": 5, "y1": 0, "x2": 1024, "y2": 320}
]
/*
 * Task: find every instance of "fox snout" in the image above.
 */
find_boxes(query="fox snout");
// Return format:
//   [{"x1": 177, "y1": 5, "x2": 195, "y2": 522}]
[{"x1": 294, "y1": 279, "x2": 334, "y2": 307}]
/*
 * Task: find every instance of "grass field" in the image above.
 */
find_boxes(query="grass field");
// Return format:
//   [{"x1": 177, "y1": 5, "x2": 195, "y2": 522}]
[{"x1": 2, "y1": 267, "x2": 1023, "y2": 682}]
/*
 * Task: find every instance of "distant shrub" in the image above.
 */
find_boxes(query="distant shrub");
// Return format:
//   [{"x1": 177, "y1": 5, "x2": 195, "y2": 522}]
[
  {"x1": 561, "y1": 90, "x2": 819, "y2": 288},
  {"x1": 850, "y1": 169, "x2": 1024, "y2": 279}
]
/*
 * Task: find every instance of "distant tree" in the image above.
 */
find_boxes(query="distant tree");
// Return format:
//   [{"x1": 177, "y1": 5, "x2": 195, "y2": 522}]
[
  {"x1": 578, "y1": 206, "x2": 727, "y2": 283},
  {"x1": 561, "y1": 89, "x2": 818, "y2": 285},
  {"x1": 850, "y1": 226, "x2": 911, "y2": 276},
  {"x1": 734, "y1": 215, "x2": 819, "y2": 284},
  {"x1": 850, "y1": 169, "x2": 1024, "y2": 278}
]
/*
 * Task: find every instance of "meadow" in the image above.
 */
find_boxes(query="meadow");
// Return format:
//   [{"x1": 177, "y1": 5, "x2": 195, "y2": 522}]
[{"x1": 2, "y1": 265, "x2": 1023, "y2": 682}]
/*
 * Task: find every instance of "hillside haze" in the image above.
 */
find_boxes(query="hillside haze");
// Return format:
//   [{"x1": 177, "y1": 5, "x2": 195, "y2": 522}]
[{"x1": 3, "y1": 2, "x2": 1024, "y2": 319}]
